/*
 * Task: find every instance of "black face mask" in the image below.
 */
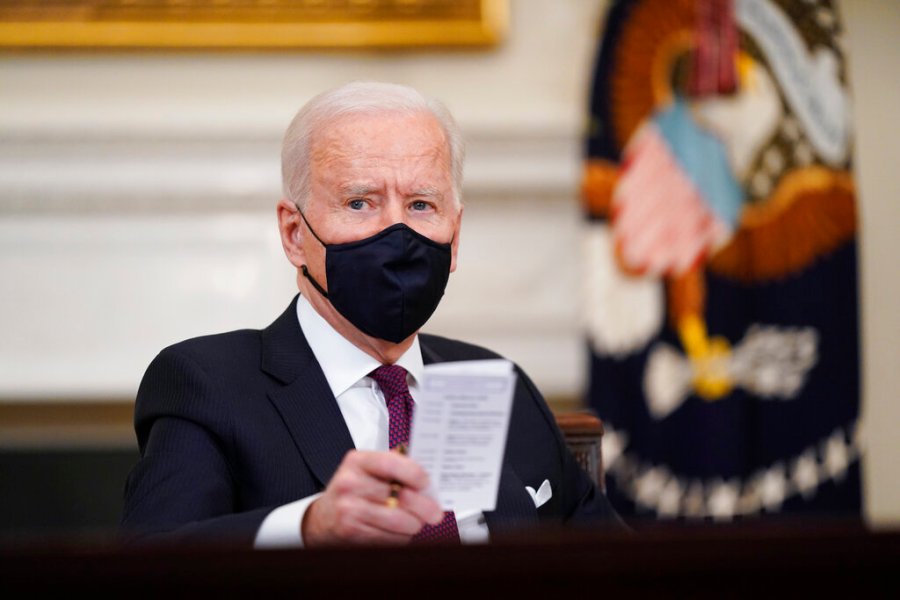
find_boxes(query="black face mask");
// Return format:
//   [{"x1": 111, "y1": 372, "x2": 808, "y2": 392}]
[{"x1": 298, "y1": 210, "x2": 453, "y2": 343}]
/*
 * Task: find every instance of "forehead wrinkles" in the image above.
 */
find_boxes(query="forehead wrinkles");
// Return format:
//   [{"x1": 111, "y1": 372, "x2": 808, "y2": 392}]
[
  {"x1": 309, "y1": 120, "x2": 451, "y2": 186},
  {"x1": 312, "y1": 110, "x2": 448, "y2": 157}
]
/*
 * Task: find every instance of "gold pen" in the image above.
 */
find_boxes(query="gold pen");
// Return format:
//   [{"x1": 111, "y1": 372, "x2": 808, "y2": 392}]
[{"x1": 385, "y1": 443, "x2": 407, "y2": 509}]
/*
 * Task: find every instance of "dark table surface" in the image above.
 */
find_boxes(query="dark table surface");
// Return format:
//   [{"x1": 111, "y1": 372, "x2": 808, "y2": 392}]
[{"x1": 2, "y1": 519, "x2": 897, "y2": 597}]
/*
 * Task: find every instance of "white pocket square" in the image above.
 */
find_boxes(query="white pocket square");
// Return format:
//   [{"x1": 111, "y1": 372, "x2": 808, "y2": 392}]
[{"x1": 525, "y1": 479, "x2": 552, "y2": 508}]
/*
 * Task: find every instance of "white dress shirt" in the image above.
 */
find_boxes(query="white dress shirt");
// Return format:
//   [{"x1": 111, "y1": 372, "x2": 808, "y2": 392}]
[{"x1": 254, "y1": 294, "x2": 488, "y2": 548}]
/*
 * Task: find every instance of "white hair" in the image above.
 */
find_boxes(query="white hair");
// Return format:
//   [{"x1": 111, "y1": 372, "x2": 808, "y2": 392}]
[{"x1": 281, "y1": 81, "x2": 465, "y2": 209}]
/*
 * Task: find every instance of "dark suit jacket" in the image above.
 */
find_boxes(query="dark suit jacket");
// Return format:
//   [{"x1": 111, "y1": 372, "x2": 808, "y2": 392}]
[{"x1": 121, "y1": 296, "x2": 617, "y2": 544}]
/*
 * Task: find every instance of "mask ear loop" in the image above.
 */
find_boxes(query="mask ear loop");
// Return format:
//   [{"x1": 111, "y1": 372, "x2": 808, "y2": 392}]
[
  {"x1": 295, "y1": 204, "x2": 328, "y2": 246},
  {"x1": 300, "y1": 265, "x2": 329, "y2": 298},
  {"x1": 294, "y1": 204, "x2": 330, "y2": 299}
]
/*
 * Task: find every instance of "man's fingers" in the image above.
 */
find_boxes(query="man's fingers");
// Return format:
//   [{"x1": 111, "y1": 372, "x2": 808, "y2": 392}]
[
  {"x1": 305, "y1": 450, "x2": 444, "y2": 546},
  {"x1": 330, "y1": 494, "x2": 426, "y2": 539},
  {"x1": 329, "y1": 466, "x2": 394, "y2": 503},
  {"x1": 342, "y1": 451, "x2": 442, "y2": 523},
  {"x1": 333, "y1": 516, "x2": 412, "y2": 546},
  {"x1": 345, "y1": 450, "x2": 431, "y2": 491},
  {"x1": 357, "y1": 499, "x2": 426, "y2": 537},
  {"x1": 396, "y1": 488, "x2": 444, "y2": 525}
]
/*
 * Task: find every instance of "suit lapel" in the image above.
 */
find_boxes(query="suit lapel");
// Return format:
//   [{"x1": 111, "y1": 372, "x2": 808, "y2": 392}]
[{"x1": 262, "y1": 296, "x2": 356, "y2": 489}]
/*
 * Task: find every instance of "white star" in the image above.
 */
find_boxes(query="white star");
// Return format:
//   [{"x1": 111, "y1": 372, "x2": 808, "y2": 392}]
[
  {"x1": 794, "y1": 142, "x2": 814, "y2": 165},
  {"x1": 759, "y1": 462, "x2": 788, "y2": 512},
  {"x1": 634, "y1": 466, "x2": 669, "y2": 510},
  {"x1": 781, "y1": 117, "x2": 801, "y2": 141},
  {"x1": 763, "y1": 146, "x2": 785, "y2": 175},
  {"x1": 708, "y1": 479, "x2": 740, "y2": 521},
  {"x1": 816, "y1": 7, "x2": 836, "y2": 30},
  {"x1": 657, "y1": 477, "x2": 684, "y2": 519},
  {"x1": 834, "y1": 33, "x2": 847, "y2": 54},
  {"x1": 823, "y1": 430, "x2": 849, "y2": 480},
  {"x1": 683, "y1": 481, "x2": 707, "y2": 519},
  {"x1": 791, "y1": 450, "x2": 820, "y2": 499},
  {"x1": 601, "y1": 429, "x2": 627, "y2": 470},
  {"x1": 751, "y1": 170, "x2": 772, "y2": 197},
  {"x1": 737, "y1": 478, "x2": 762, "y2": 516}
]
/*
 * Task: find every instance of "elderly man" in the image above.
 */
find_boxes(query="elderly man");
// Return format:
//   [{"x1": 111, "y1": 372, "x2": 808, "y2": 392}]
[{"x1": 122, "y1": 81, "x2": 618, "y2": 547}]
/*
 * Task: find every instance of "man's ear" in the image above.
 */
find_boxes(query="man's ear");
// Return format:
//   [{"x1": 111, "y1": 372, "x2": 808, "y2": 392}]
[
  {"x1": 450, "y1": 205, "x2": 463, "y2": 273},
  {"x1": 277, "y1": 198, "x2": 306, "y2": 269}
]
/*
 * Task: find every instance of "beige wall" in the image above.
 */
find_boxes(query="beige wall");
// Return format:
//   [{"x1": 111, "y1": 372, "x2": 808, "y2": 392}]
[
  {"x1": 0, "y1": 0, "x2": 896, "y2": 524},
  {"x1": 0, "y1": 0, "x2": 603, "y2": 401},
  {"x1": 840, "y1": 0, "x2": 900, "y2": 527}
]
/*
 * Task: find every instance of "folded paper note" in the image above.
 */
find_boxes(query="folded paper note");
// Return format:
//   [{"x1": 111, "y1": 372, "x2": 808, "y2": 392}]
[{"x1": 409, "y1": 359, "x2": 516, "y2": 512}]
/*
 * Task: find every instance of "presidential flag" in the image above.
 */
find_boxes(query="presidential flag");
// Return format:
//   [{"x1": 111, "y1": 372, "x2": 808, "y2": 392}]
[{"x1": 582, "y1": 0, "x2": 860, "y2": 521}]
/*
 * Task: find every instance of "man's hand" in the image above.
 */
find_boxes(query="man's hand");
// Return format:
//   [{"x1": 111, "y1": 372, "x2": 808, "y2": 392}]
[{"x1": 302, "y1": 450, "x2": 444, "y2": 546}]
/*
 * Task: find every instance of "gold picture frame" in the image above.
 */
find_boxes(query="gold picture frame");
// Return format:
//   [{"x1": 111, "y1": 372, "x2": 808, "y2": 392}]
[{"x1": 0, "y1": 0, "x2": 508, "y2": 50}]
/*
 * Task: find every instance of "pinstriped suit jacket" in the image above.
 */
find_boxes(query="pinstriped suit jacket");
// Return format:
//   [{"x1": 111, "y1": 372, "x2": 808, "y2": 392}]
[{"x1": 121, "y1": 296, "x2": 617, "y2": 544}]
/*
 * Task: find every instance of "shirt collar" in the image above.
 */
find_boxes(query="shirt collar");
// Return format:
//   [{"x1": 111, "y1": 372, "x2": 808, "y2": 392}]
[{"x1": 295, "y1": 294, "x2": 424, "y2": 397}]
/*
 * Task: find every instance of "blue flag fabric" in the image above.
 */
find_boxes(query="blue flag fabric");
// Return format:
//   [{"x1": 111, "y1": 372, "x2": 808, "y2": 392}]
[{"x1": 582, "y1": 0, "x2": 860, "y2": 521}]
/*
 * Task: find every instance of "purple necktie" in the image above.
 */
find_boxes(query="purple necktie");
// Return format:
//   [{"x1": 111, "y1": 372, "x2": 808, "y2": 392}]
[{"x1": 369, "y1": 364, "x2": 460, "y2": 544}]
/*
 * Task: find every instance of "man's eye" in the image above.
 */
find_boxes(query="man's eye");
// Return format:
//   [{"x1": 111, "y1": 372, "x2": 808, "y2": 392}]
[
  {"x1": 348, "y1": 199, "x2": 366, "y2": 210},
  {"x1": 411, "y1": 200, "x2": 431, "y2": 211}
]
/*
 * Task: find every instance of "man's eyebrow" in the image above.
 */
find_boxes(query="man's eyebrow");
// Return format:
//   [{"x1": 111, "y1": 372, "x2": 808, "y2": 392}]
[
  {"x1": 408, "y1": 186, "x2": 442, "y2": 198},
  {"x1": 340, "y1": 183, "x2": 380, "y2": 196}
]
